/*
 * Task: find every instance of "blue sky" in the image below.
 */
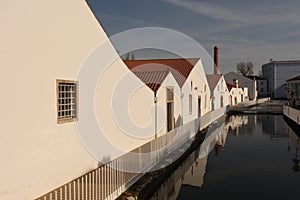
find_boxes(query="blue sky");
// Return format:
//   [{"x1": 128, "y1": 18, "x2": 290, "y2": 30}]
[{"x1": 87, "y1": 0, "x2": 300, "y2": 74}]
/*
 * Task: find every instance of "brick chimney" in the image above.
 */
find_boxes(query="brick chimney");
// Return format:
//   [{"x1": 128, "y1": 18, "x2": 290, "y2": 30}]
[{"x1": 214, "y1": 46, "x2": 220, "y2": 74}]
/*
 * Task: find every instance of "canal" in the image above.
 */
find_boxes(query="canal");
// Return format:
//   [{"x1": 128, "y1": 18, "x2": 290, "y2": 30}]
[{"x1": 150, "y1": 114, "x2": 300, "y2": 200}]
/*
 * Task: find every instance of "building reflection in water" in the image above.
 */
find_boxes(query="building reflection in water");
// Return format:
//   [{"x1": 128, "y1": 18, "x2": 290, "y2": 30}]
[
  {"x1": 226, "y1": 115, "x2": 248, "y2": 136},
  {"x1": 283, "y1": 119, "x2": 300, "y2": 172},
  {"x1": 151, "y1": 115, "x2": 300, "y2": 200},
  {"x1": 151, "y1": 116, "x2": 248, "y2": 200}
]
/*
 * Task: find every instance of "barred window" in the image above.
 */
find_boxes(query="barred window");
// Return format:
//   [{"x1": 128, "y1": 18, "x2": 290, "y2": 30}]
[{"x1": 57, "y1": 80, "x2": 78, "y2": 124}]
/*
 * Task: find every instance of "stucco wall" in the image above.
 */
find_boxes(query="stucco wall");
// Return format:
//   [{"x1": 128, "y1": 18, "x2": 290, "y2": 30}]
[
  {"x1": 212, "y1": 76, "x2": 230, "y2": 110},
  {"x1": 0, "y1": 0, "x2": 154, "y2": 199},
  {"x1": 182, "y1": 63, "x2": 210, "y2": 124},
  {"x1": 224, "y1": 72, "x2": 256, "y2": 100},
  {"x1": 229, "y1": 88, "x2": 245, "y2": 105}
]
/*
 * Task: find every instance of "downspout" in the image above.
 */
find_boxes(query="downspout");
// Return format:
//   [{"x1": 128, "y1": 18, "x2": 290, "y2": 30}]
[{"x1": 154, "y1": 92, "x2": 158, "y2": 139}]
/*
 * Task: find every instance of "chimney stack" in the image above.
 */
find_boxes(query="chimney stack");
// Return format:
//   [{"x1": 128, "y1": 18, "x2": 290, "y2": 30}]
[{"x1": 214, "y1": 46, "x2": 220, "y2": 74}]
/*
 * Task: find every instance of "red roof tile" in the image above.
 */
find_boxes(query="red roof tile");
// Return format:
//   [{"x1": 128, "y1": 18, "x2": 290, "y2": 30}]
[
  {"x1": 133, "y1": 71, "x2": 169, "y2": 92},
  {"x1": 226, "y1": 82, "x2": 236, "y2": 91},
  {"x1": 124, "y1": 58, "x2": 199, "y2": 87},
  {"x1": 206, "y1": 74, "x2": 222, "y2": 91}
]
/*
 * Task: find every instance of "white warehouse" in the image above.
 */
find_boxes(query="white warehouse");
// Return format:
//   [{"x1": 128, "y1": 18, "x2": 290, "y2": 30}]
[{"x1": 262, "y1": 60, "x2": 300, "y2": 98}]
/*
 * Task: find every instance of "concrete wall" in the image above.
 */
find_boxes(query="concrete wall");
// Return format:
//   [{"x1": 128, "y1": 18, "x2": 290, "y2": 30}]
[{"x1": 283, "y1": 106, "x2": 300, "y2": 125}]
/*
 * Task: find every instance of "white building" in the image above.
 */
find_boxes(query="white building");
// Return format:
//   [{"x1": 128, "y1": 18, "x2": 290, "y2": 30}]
[
  {"x1": 206, "y1": 74, "x2": 230, "y2": 111},
  {"x1": 247, "y1": 75, "x2": 268, "y2": 98},
  {"x1": 226, "y1": 83, "x2": 247, "y2": 106},
  {"x1": 0, "y1": 0, "x2": 156, "y2": 199},
  {"x1": 286, "y1": 75, "x2": 300, "y2": 106},
  {"x1": 125, "y1": 58, "x2": 211, "y2": 125},
  {"x1": 181, "y1": 60, "x2": 211, "y2": 124},
  {"x1": 262, "y1": 60, "x2": 300, "y2": 98},
  {"x1": 124, "y1": 60, "x2": 183, "y2": 136},
  {"x1": 224, "y1": 71, "x2": 257, "y2": 100}
]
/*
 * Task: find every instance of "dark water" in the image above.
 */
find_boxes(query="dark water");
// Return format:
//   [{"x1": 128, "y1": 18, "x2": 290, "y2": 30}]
[{"x1": 150, "y1": 115, "x2": 300, "y2": 200}]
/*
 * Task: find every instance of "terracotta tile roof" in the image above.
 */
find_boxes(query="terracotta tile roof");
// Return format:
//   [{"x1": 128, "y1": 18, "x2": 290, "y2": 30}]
[
  {"x1": 206, "y1": 74, "x2": 222, "y2": 91},
  {"x1": 226, "y1": 82, "x2": 235, "y2": 91},
  {"x1": 133, "y1": 70, "x2": 169, "y2": 92},
  {"x1": 287, "y1": 75, "x2": 300, "y2": 82},
  {"x1": 124, "y1": 58, "x2": 199, "y2": 87}
]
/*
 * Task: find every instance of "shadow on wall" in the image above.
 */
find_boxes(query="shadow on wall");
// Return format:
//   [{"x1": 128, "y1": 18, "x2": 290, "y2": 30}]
[
  {"x1": 175, "y1": 115, "x2": 182, "y2": 128},
  {"x1": 97, "y1": 156, "x2": 111, "y2": 167}
]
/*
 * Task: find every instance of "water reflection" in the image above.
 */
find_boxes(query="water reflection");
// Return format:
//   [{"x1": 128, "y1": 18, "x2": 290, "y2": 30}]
[
  {"x1": 151, "y1": 117, "x2": 231, "y2": 200},
  {"x1": 284, "y1": 119, "x2": 300, "y2": 172},
  {"x1": 150, "y1": 115, "x2": 300, "y2": 200}
]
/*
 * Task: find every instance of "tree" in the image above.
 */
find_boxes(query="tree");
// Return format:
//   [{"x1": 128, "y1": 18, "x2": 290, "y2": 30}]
[
  {"x1": 236, "y1": 62, "x2": 254, "y2": 76},
  {"x1": 258, "y1": 69, "x2": 262, "y2": 77},
  {"x1": 123, "y1": 53, "x2": 135, "y2": 61}
]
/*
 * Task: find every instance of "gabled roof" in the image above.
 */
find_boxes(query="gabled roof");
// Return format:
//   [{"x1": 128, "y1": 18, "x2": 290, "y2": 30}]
[
  {"x1": 224, "y1": 71, "x2": 253, "y2": 83},
  {"x1": 124, "y1": 58, "x2": 199, "y2": 87},
  {"x1": 287, "y1": 75, "x2": 300, "y2": 82},
  {"x1": 133, "y1": 70, "x2": 169, "y2": 92},
  {"x1": 226, "y1": 83, "x2": 236, "y2": 91},
  {"x1": 206, "y1": 74, "x2": 222, "y2": 91}
]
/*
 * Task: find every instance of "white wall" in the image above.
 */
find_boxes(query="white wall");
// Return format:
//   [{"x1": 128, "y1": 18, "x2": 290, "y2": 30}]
[
  {"x1": 212, "y1": 76, "x2": 230, "y2": 110},
  {"x1": 229, "y1": 88, "x2": 245, "y2": 105},
  {"x1": 262, "y1": 62, "x2": 300, "y2": 98},
  {"x1": 0, "y1": 0, "x2": 154, "y2": 199},
  {"x1": 224, "y1": 72, "x2": 256, "y2": 100},
  {"x1": 156, "y1": 73, "x2": 182, "y2": 135},
  {"x1": 257, "y1": 79, "x2": 268, "y2": 97},
  {"x1": 182, "y1": 61, "x2": 210, "y2": 124}
]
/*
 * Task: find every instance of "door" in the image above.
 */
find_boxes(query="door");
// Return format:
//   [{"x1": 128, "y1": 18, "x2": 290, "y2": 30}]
[
  {"x1": 220, "y1": 96, "x2": 224, "y2": 108},
  {"x1": 167, "y1": 102, "x2": 174, "y2": 132},
  {"x1": 198, "y1": 97, "x2": 201, "y2": 117},
  {"x1": 166, "y1": 87, "x2": 174, "y2": 132}
]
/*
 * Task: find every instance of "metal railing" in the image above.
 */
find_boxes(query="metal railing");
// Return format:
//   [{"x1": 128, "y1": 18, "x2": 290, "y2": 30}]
[{"x1": 35, "y1": 108, "x2": 226, "y2": 200}]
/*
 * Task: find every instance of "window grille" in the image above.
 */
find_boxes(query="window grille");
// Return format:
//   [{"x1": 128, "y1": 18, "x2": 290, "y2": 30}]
[{"x1": 57, "y1": 80, "x2": 78, "y2": 124}]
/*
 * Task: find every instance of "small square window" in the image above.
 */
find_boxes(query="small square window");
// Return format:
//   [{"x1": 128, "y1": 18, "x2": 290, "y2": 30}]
[{"x1": 57, "y1": 79, "x2": 78, "y2": 124}]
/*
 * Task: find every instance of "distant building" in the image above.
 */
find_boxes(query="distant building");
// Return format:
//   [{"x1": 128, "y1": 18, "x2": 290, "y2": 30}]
[
  {"x1": 247, "y1": 75, "x2": 268, "y2": 98},
  {"x1": 206, "y1": 74, "x2": 229, "y2": 111},
  {"x1": 226, "y1": 82, "x2": 248, "y2": 106},
  {"x1": 224, "y1": 71, "x2": 257, "y2": 100},
  {"x1": 262, "y1": 60, "x2": 300, "y2": 98},
  {"x1": 286, "y1": 75, "x2": 300, "y2": 106},
  {"x1": 124, "y1": 58, "x2": 211, "y2": 125}
]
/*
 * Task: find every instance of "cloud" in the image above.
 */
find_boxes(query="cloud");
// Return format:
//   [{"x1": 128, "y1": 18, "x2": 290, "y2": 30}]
[{"x1": 162, "y1": 0, "x2": 300, "y2": 26}]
